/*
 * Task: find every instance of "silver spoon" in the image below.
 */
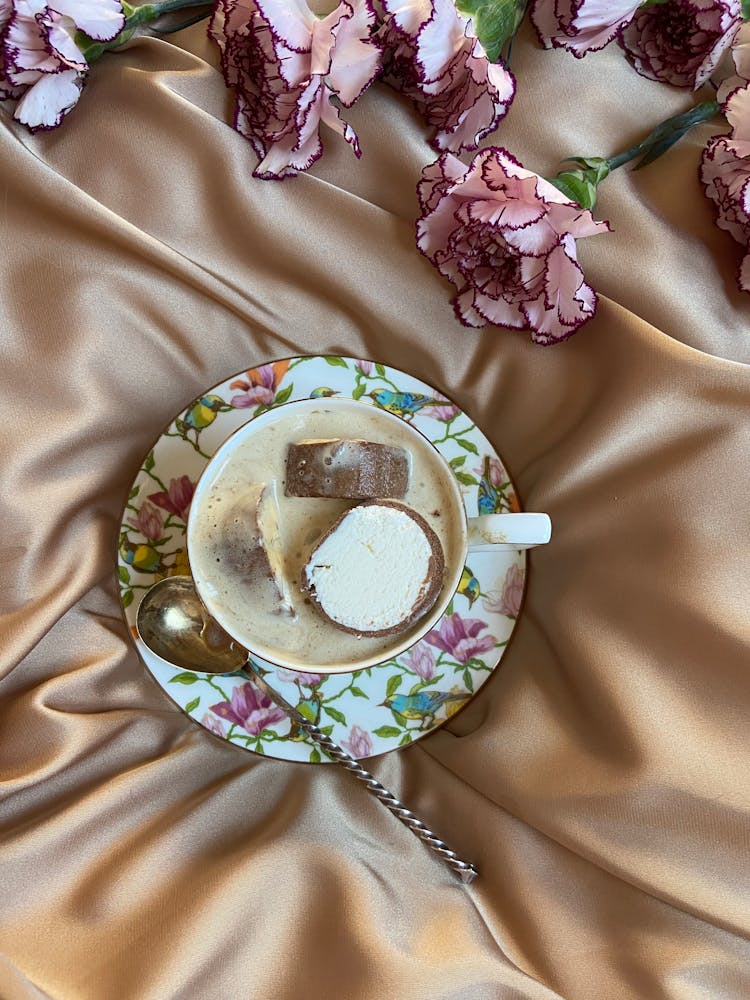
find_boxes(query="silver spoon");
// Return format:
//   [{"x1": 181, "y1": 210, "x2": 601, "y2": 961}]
[{"x1": 136, "y1": 576, "x2": 478, "y2": 885}]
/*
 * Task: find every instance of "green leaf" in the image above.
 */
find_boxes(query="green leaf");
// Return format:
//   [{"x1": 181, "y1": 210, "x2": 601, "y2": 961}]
[
  {"x1": 386, "y1": 674, "x2": 402, "y2": 698},
  {"x1": 352, "y1": 382, "x2": 365, "y2": 400},
  {"x1": 463, "y1": 668, "x2": 474, "y2": 693},
  {"x1": 170, "y1": 671, "x2": 199, "y2": 685},
  {"x1": 309, "y1": 747, "x2": 322, "y2": 764},
  {"x1": 454, "y1": 471, "x2": 479, "y2": 487},
  {"x1": 128, "y1": 485, "x2": 140, "y2": 500},
  {"x1": 350, "y1": 686, "x2": 368, "y2": 698},
  {"x1": 547, "y1": 156, "x2": 609, "y2": 211},
  {"x1": 373, "y1": 725, "x2": 402, "y2": 739},
  {"x1": 320, "y1": 724, "x2": 335, "y2": 736},
  {"x1": 185, "y1": 696, "x2": 200, "y2": 714},
  {"x1": 456, "y1": 438, "x2": 479, "y2": 455},
  {"x1": 121, "y1": 589, "x2": 134, "y2": 609},
  {"x1": 323, "y1": 705, "x2": 347, "y2": 725},
  {"x1": 118, "y1": 565, "x2": 131, "y2": 585},
  {"x1": 743, "y1": 0, "x2": 750, "y2": 19},
  {"x1": 399, "y1": 733, "x2": 413, "y2": 747},
  {"x1": 548, "y1": 172, "x2": 599, "y2": 212},
  {"x1": 449, "y1": 455, "x2": 466, "y2": 468},
  {"x1": 375, "y1": 363, "x2": 386, "y2": 377},
  {"x1": 274, "y1": 383, "x2": 294, "y2": 405},
  {"x1": 324, "y1": 356, "x2": 348, "y2": 368},
  {"x1": 144, "y1": 451, "x2": 155, "y2": 472}
]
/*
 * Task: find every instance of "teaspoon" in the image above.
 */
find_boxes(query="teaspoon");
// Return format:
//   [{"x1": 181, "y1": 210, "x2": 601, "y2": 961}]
[{"x1": 136, "y1": 576, "x2": 478, "y2": 885}]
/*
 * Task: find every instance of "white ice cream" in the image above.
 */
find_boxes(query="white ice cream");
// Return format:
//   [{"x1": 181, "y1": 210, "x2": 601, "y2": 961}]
[{"x1": 304, "y1": 504, "x2": 438, "y2": 633}]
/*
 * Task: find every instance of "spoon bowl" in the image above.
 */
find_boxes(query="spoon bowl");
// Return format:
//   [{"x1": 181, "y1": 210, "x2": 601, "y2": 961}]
[{"x1": 136, "y1": 575, "x2": 246, "y2": 674}]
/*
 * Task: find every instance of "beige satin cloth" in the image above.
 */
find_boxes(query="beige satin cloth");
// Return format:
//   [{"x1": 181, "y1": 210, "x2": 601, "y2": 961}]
[{"x1": 1, "y1": 16, "x2": 749, "y2": 1000}]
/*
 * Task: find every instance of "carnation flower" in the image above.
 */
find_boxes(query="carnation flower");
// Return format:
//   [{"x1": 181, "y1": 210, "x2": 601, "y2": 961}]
[
  {"x1": 416, "y1": 148, "x2": 610, "y2": 344},
  {"x1": 619, "y1": 0, "x2": 741, "y2": 91},
  {"x1": 378, "y1": 0, "x2": 515, "y2": 153},
  {"x1": 0, "y1": 0, "x2": 125, "y2": 130},
  {"x1": 209, "y1": 0, "x2": 382, "y2": 179},
  {"x1": 530, "y1": 0, "x2": 642, "y2": 58},
  {"x1": 700, "y1": 86, "x2": 750, "y2": 292}
]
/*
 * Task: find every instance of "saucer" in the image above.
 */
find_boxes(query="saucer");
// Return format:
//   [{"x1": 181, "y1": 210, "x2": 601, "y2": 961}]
[{"x1": 118, "y1": 356, "x2": 526, "y2": 762}]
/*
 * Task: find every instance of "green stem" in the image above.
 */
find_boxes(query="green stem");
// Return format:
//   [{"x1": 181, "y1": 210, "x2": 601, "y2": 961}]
[{"x1": 606, "y1": 99, "x2": 721, "y2": 172}]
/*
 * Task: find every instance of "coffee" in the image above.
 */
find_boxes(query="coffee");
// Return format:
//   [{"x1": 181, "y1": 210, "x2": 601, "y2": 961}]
[{"x1": 187, "y1": 399, "x2": 466, "y2": 670}]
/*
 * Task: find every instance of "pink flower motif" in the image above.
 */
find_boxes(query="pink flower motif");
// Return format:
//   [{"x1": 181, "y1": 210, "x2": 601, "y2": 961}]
[
  {"x1": 619, "y1": 0, "x2": 741, "y2": 90},
  {"x1": 424, "y1": 612, "x2": 496, "y2": 664},
  {"x1": 230, "y1": 363, "x2": 277, "y2": 407},
  {"x1": 403, "y1": 641, "x2": 436, "y2": 680},
  {"x1": 417, "y1": 148, "x2": 610, "y2": 344},
  {"x1": 0, "y1": 0, "x2": 124, "y2": 131},
  {"x1": 127, "y1": 500, "x2": 164, "y2": 541},
  {"x1": 531, "y1": 0, "x2": 641, "y2": 58},
  {"x1": 209, "y1": 0, "x2": 381, "y2": 179},
  {"x1": 210, "y1": 681, "x2": 287, "y2": 736},
  {"x1": 341, "y1": 724, "x2": 373, "y2": 757},
  {"x1": 148, "y1": 476, "x2": 195, "y2": 521},
  {"x1": 275, "y1": 667, "x2": 325, "y2": 687},
  {"x1": 378, "y1": 0, "x2": 515, "y2": 153},
  {"x1": 201, "y1": 712, "x2": 227, "y2": 738},
  {"x1": 355, "y1": 359, "x2": 373, "y2": 375},
  {"x1": 430, "y1": 393, "x2": 460, "y2": 422},
  {"x1": 473, "y1": 455, "x2": 504, "y2": 487},
  {"x1": 482, "y1": 563, "x2": 524, "y2": 618}
]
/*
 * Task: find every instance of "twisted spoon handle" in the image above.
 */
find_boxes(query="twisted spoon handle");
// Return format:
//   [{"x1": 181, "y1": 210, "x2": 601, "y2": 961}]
[{"x1": 247, "y1": 666, "x2": 478, "y2": 885}]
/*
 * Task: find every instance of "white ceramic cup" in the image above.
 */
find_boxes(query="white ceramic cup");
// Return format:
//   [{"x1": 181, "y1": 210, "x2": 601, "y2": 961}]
[{"x1": 187, "y1": 397, "x2": 550, "y2": 674}]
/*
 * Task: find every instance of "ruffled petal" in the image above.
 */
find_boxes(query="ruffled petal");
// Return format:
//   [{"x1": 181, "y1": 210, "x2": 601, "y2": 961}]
[
  {"x1": 416, "y1": 0, "x2": 466, "y2": 84},
  {"x1": 254, "y1": 0, "x2": 315, "y2": 52},
  {"x1": 323, "y1": 0, "x2": 381, "y2": 107},
  {"x1": 14, "y1": 66, "x2": 81, "y2": 129},
  {"x1": 531, "y1": 0, "x2": 641, "y2": 57},
  {"x1": 52, "y1": 0, "x2": 124, "y2": 41}
]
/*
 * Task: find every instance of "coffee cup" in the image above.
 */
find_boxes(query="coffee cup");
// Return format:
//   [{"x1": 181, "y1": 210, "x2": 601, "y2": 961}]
[{"x1": 186, "y1": 397, "x2": 550, "y2": 675}]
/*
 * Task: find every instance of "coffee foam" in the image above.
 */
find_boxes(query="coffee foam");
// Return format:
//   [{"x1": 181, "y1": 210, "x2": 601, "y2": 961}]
[{"x1": 188, "y1": 400, "x2": 466, "y2": 670}]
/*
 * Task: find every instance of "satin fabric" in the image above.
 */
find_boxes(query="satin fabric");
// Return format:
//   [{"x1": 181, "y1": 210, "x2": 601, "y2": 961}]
[{"x1": 1, "y1": 15, "x2": 749, "y2": 1000}]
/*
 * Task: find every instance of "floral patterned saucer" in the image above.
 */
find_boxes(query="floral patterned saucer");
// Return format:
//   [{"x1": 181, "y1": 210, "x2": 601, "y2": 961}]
[{"x1": 118, "y1": 356, "x2": 526, "y2": 763}]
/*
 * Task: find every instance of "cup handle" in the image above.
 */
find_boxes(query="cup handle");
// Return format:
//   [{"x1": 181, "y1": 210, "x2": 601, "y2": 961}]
[{"x1": 466, "y1": 512, "x2": 551, "y2": 552}]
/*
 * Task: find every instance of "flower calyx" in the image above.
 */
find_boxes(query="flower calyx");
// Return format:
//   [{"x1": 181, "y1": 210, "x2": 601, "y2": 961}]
[
  {"x1": 548, "y1": 156, "x2": 610, "y2": 211},
  {"x1": 454, "y1": 0, "x2": 529, "y2": 62}
]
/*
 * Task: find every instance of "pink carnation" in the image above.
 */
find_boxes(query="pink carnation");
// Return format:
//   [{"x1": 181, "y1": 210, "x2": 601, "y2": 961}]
[
  {"x1": 700, "y1": 97, "x2": 750, "y2": 292},
  {"x1": 209, "y1": 0, "x2": 381, "y2": 179},
  {"x1": 531, "y1": 0, "x2": 641, "y2": 58},
  {"x1": 717, "y1": 22, "x2": 750, "y2": 104},
  {"x1": 416, "y1": 148, "x2": 610, "y2": 344},
  {"x1": 0, "y1": 0, "x2": 124, "y2": 131},
  {"x1": 378, "y1": 0, "x2": 515, "y2": 153},
  {"x1": 619, "y1": 0, "x2": 741, "y2": 91}
]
